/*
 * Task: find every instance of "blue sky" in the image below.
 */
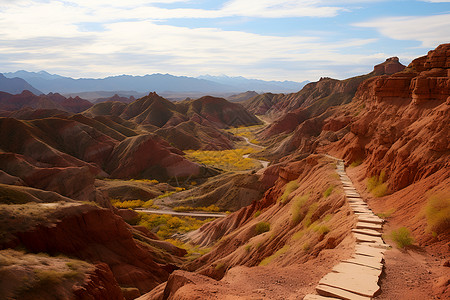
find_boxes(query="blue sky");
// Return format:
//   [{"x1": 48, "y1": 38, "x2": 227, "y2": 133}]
[{"x1": 0, "y1": 0, "x2": 449, "y2": 81}]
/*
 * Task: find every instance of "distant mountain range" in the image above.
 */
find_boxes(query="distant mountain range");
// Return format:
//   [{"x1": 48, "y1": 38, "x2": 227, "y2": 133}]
[
  {"x1": 2, "y1": 70, "x2": 309, "y2": 96},
  {"x1": 0, "y1": 73, "x2": 42, "y2": 95}
]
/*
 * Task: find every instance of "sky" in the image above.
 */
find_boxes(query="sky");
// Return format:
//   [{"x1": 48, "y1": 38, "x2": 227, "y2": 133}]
[{"x1": 0, "y1": 0, "x2": 449, "y2": 82}]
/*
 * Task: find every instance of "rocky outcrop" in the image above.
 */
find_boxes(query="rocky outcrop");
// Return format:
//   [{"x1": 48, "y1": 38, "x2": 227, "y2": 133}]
[
  {"x1": 74, "y1": 263, "x2": 125, "y2": 300},
  {"x1": 0, "y1": 204, "x2": 179, "y2": 296},
  {"x1": 335, "y1": 43, "x2": 450, "y2": 191}
]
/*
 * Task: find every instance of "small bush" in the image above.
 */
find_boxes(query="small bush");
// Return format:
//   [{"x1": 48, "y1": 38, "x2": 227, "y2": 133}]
[
  {"x1": 142, "y1": 199, "x2": 158, "y2": 209},
  {"x1": 291, "y1": 194, "x2": 309, "y2": 225},
  {"x1": 425, "y1": 192, "x2": 450, "y2": 235},
  {"x1": 215, "y1": 262, "x2": 225, "y2": 270},
  {"x1": 391, "y1": 227, "x2": 414, "y2": 248},
  {"x1": 367, "y1": 170, "x2": 388, "y2": 197},
  {"x1": 255, "y1": 221, "x2": 270, "y2": 235},
  {"x1": 254, "y1": 210, "x2": 261, "y2": 218},
  {"x1": 244, "y1": 244, "x2": 252, "y2": 252},
  {"x1": 313, "y1": 225, "x2": 330, "y2": 235},
  {"x1": 279, "y1": 180, "x2": 299, "y2": 203},
  {"x1": 376, "y1": 208, "x2": 396, "y2": 219},
  {"x1": 303, "y1": 203, "x2": 318, "y2": 228},
  {"x1": 323, "y1": 186, "x2": 334, "y2": 198}
]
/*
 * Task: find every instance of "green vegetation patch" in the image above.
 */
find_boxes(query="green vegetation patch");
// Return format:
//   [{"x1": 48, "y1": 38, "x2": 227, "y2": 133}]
[
  {"x1": 290, "y1": 194, "x2": 309, "y2": 226},
  {"x1": 425, "y1": 192, "x2": 450, "y2": 235},
  {"x1": 391, "y1": 227, "x2": 414, "y2": 248},
  {"x1": 323, "y1": 186, "x2": 334, "y2": 198},
  {"x1": 279, "y1": 180, "x2": 299, "y2": 203},
  {"x1": 185, "y1": 147, "x2": 260, "y2": 171},
  {"x1": 138, "y1": 213, "x2": 213, "y2": 239},
  {"x1": 367, "y1": 170, "x2": 388, "y2": 197},
  {"x1": 255, "y1": 221, "x2": 271, "y2": 235}
]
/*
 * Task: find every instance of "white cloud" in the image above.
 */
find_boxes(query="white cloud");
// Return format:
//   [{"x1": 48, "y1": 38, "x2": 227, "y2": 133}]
[{"x1": 355, "y1": 14, "x2": 450, "y2": 47}]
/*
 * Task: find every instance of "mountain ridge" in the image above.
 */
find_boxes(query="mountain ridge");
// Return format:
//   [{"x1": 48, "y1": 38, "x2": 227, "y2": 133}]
[{"x1": 3, "y1": 70, "x2": 308, "y2": 95}]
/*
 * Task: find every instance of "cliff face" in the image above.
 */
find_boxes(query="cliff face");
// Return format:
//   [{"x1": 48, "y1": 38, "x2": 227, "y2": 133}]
[
  {"x1": 334, "y1": 43, "x2": 449, "y2": 191},
  {"x1": 243, "y1": 57, "x2": 405, "y2": 124}
]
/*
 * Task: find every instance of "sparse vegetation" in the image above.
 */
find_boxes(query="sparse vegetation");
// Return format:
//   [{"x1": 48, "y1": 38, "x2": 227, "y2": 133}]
[
  {"x1": 391, "y1": 227, "x2": 414, "y2": 248},
  {"x1": 279, "y1": 180, "x2": 299, "y2": 203},
  {"x1": 255, "y1": 221, "x2": 270, "y2": 235},
  {"x1": 349, "y1": 160, "x2": 362, "y2": 167},
  {"x1": 111, "y1": 199, "x2": 144, "y2": 209},
  {"x1": 291, "y1": 194, "x2": 309, "y2": 225},
  {"x1": 323, "y1": 186, "x2": 334, "y2": 198},
  {"x1": 185, "y1": 147, "x2": 260, "y2": 171},
  {"x1": 129, "y1": 179, "x2": 159, "y2": 184},
  {"x1": 138, "y1": 213, "x2": 213, "y2": 239},
  {"x1": 303, "y1": 203, "x2": 319, "y2": 228},
  {"x1": 173, "y1": 204, "x2": 220, "y2": 212},
  {"x1": 312, "y1": 225, "x2": 331, "y2": 235},
  {"x1": 165, "y1": 239, "x2": 211, "y2": 261},
  {"x1": 244, "y1": 244, "x2": 252, "y2": 252},
  {"x1": 259, "y1": 245, "x2": 290, "y2": 266},
  {"x1": 376, "y1": 208, "x2": 396, "y2": 219},
  {"x1": 254, "y1": 210, "x2": 261, "y2": 218},
  {"x1": 367, "y1": 170, "x2": 388, "y2": 197},
  {"x1": 425, "y1": 192, "x2": 450, "y2": 235}
]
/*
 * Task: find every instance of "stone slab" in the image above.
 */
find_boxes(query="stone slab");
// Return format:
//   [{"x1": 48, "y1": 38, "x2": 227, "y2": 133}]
[
  {"x1": 319, "y1": 271, "x2": 380, "y2": 297},
  {"x1": 332, "y1": 261, "x2": 382, "y2": 278},
  {"x1": 343, "y1": 255, "x2": 383, "y2": 270},
  {"x1": 356, "y1": 222, "x2": 382, "y2": 230},
  {"x1": 354, "y1": 233, "x2": 384, "y2": 244},
  {"x1": 316, "y1": 284, "x2": 372, "y2": 300},
  {"x1": 303, "y1": 294, "x2": 339, "y2": 300},
  {"x1": 352, "y1": 228, "x2": 382, "y2": 237},
  {"x1": 359, "y1": 242, "x2": 390, "y2": 250},
  {"x1": 355, "y1": 244, "x2": 386, "y2": 258},
  {"x1": 357, "y1": 216, "x2": 383, "y2": 224}
]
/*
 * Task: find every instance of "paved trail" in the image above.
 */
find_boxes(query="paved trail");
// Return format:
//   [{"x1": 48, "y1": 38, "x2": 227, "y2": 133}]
[{"x1": 305, "y1": 156, "x2": 388, "y2": 300}]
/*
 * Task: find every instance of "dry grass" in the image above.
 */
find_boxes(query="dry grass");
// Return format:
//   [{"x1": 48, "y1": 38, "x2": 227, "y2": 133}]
[
  {"x1": 259, "y1": 245, "x2": 290, "y2": 266},
  {"x1": 425, "y1": 192, "x2": 450, "y2": 235},
  {"x1": 367, "y1": 170, "x2": 388, "y2": 197},
  {"x1": 279, "y1": 180, "x2": 299, "y2": 203},
  {"x1": 173, "y1": 204, "x2": 220, "y2": 212},
  {"x1": 391, "y1": 227, "x2": 414, "y2": 248},
  {"x1": 290, "y1": 194, "x2": 309, "y2": 226},
  {"x1": 255, "y1": 221, "x2": 270, "y2": 235},
  {"x1": 185, "y1": 147, "x2": 260, "y2": 171}
]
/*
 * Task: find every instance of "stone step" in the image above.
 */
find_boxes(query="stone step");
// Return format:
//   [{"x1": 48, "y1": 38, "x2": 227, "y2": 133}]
[
  {"x1": 352, "y1": 228, "x2": 382, "y2": 237},
  {"x1": 319, "y1": 271, "x2": 380, "y2": 297},
  {"x1": 354, "y1": 233, "x2": 385, "y2": 244},
  {"x1": 356, "y1": 222, "x2": 382, "y2": 231},
  {"x1": 342, "y1": 255, "x2": 383, "y2": 270},
  {"x1": 303, "y1": 294, "x2": 339, "y2": 300},
  {"x1": 332, "y1": 261, "x2": 382, "y2": 278},
  {"x1": 357, "y1": 216, "x2": 383, "y2": 224},
  {"x1": 359, "y1": 242, "x2": 390, "y2": 250},
  {"x1": 316, "y1": 284, "x2": 372, "y2": 300},
  {"x1": 355, "y1": 244, "x2": 386, "y2": 259}
]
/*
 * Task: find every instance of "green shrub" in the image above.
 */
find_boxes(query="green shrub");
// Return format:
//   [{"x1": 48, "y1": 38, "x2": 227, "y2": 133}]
[
  {"x1": 323, "y1": 186, "x2": 334, "y2": 198},
  {"x1": 254, "y1": 210, "x2": 261, "y2": 218},
  {"x1": 303, "y1": 203, "x2": 318, "y2": 228},
  {"x1": 367, "y1": 170, "x2": 388, "y2": 197},
  {"x1": 291, "y1": 194, "x2": 309, "y2": 225},
  {"x1": 279, "y1": 180, "x2": 299, "y2": 203},
  {"x1": 255, "y1": 221, "x2": 270, "y2": 235},
  {"x1": 425, "y1": 192, "x2": 450, "y2": 235},
  {"x1": 391, "y1": 227, "x2": 414, "y2": 248},
  {"x1": 244, "y1": 244, "x2": 252, "y2": 252}
]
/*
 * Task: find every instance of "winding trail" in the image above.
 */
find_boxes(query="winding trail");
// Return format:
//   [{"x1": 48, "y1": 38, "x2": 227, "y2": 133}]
[
  {"x1": 241, "y1": 136, "x2": 270, "y2": 168},
  {"x1": 304, "y1": 157, "x2": 388, "y2": 300}
]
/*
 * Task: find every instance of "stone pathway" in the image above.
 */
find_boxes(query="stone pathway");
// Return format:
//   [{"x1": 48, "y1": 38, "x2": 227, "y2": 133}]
[{"x1": 304, "y1": 158, "x2": 388, "y2": 300}]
